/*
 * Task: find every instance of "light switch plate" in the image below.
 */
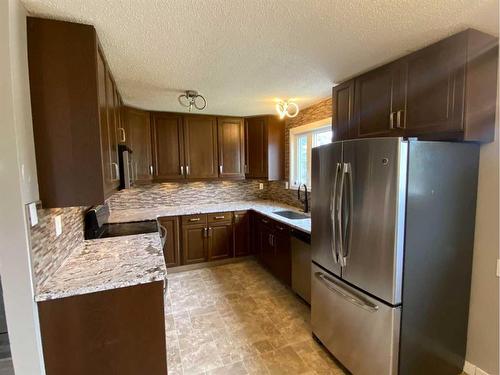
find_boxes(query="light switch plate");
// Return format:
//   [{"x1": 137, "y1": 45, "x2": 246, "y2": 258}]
[
  {"x1": 259, "y1": 183, "x2": 264, "y2": 190},
  {"x1": 28, "y1": 202, "x2": 38, "y2": 227},
  {"x1": 497, "y1": 259, "x2": 500, "y2": 278},
  {"x1": 54, "y1": 215, "x2": 62, "y2": 237}
]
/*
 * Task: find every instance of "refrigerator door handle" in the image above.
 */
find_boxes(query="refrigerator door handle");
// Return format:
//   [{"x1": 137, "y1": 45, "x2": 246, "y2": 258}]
[
  {"x1": 342, "y1": 162, "x2": 354, "y2": 266},
  {"x1": 336, "y1": 163, "x2": 346, "y2": 267},
  {"x1": 314, "y1": 271, "x2": 379, "y2": 312},
  {"x1": 330, "y1": 163, "x2": 341, "y2": 263}
]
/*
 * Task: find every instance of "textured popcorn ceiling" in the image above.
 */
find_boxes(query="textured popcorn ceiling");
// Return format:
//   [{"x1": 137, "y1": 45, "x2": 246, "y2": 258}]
[{"x1": 22, "y1": 0, "x2": 498, "y2": 116}]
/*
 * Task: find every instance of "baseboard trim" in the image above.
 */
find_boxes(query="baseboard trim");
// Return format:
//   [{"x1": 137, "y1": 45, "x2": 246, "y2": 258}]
[
  {"x1": 464, "y1": 360, "x2": 491, "y2": 375},
  {"x1": 166, "y1": 256, "x2": 255, "y2": 273}
]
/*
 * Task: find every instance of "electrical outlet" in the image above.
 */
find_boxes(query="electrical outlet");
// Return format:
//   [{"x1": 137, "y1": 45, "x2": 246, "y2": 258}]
[
  {"x1": 54, "y1": 215, "x2": 62, "y2": 237},
  {"x1": 497, "y1": 259, "x2": 500, "y2": 278},
  {"x1": 259, "y1": 183, "x2": 264, "y2": 190}
]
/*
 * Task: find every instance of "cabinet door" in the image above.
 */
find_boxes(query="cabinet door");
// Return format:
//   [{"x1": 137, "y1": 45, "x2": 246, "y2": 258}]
[
  {"x1": 234, "y1": 211, "x2": 250, "y2": 257},
  {"x1": 258, "y1": 218, "x2": 274, "y2": 269},
  {"x1": 405, "y1": 34, "x2": 466, "y2": 135},
  {"x1": 355, "y1": 63, "x2": 404, "y2": 137},
  {"x1": 182, "y1": 224, "x2": 208, "y2": 265},
  {"x1": 97, "y1": 49, "x2": 114, "y2": 197},
  {"x1": 245, "y1": 117, "x2": 267, "y2": 178},
  {"x1": 158, "y1": 216, "x2": 180, "y2": 268},
  {"x1": 106, "y1": 71, "x2": 120, "y2": 188},
  {"x1": 151, "y1": 113, "x2": 185, "y2": 180},
  {"x1": 208, "y1": 222, "x2": 233, "y2": 261},
  {"x1": 332, "y1": 80, "x2": 355, "y2": 141},
  {"x1": 274, "y1": 224, "x2": 291, "y2": 286},
  {"x1": 217, "y1": 117, "x2": 245, "y2": 179},
  {"x1": 123, "y1": 107, "x2": 152, "y2": 182},
  {"x1": 183, "y1": 116, "x2": 218, "y2": 179}
]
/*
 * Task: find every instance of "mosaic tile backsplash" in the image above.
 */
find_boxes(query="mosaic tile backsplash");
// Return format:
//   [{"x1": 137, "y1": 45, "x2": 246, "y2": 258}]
[
  {"x1": 29, "y1": 205, "x2": 87, "y2": 288},
  {"x1": 108, "y1": 180, "x2": 269, "y2": 210}
]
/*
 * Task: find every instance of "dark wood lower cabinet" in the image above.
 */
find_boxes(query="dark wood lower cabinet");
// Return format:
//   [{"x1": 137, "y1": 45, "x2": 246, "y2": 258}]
[
  {"x1": 274, "y1": 223, "x2": 291, "y2": 286},
  {"x1": 182, "y1": 223, "x2": 208, "y2": 265},
  {"x1": 208, "y1": 221, "x2": 233, "y2": 261},
  {"x1": 157, "y1": 216, "x2": 180, "y2": 268},
  {"x1": 254, "y1": 214, "x2": 292, "y2": 286},
  {"x1": 38, "y1": 282, "x2": 167, "y2": 375},
  {"x1": 234, "y1": 211, "x2": 251, "y2": 257},
  {"x1": 165, "y1": 210, "x2": 293, "y2": 287}
]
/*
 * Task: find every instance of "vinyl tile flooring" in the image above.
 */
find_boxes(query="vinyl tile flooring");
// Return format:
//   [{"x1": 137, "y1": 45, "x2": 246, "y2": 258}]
[{"x1": 164, "y1": 259, "x2": 348, "y2": 375}]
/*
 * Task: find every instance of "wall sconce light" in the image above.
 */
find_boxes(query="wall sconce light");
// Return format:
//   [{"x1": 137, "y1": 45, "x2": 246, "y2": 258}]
[{"x1": 276, "y1": 100, "x2": 299, "y2": 119}]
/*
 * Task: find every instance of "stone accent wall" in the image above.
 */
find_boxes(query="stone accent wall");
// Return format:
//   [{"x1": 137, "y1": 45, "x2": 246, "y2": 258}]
[
  {"x1": 108, "y1": 180, "x2": 269, "y2": 210},
  {"x1": 29, "y1": 205, "x2": 86, "y2": 288},
  {"x1": 267, "y1": 97, "x2": 333, "y2": 208}
]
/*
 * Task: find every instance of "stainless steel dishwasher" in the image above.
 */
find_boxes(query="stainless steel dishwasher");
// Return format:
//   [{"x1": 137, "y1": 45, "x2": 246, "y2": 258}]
[{"x1": 291, "y1": 229, "x2": 311, "y2": 304}]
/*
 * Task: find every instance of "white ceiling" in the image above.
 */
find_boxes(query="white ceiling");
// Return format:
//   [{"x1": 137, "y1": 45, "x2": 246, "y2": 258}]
[{"x1": 22, "y1": 0, "x2": 498, "y2": 116}]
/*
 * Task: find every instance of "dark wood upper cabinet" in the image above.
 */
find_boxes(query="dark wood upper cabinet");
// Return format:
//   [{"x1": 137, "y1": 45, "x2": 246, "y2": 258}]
[
  {"x1": 332, "y1": 80, "x2": 355, "y2": 141},
  {"x1": 158, "y1": 216, "x2": 181, "y2": 268},
  {"x1": 355, "y1": 61, "x2": 406, "y2": 137},
  {"x1": 183, "y1": 116, "x2": 218, "y2": 179},
  {"x1": 405, "y1": 29, "x2": 498, "y2": 142},
  {"x1": 245, "y1": 116, "x2": 284, "y2": 180},
  {"x1": 333, "y1": 29, "x2": 498, "y2": 143},
  {"x1": 27, "y1": 17, "x2": 121, "y2": 207},
  {"x1": 151, "y1": 113, "x2": 185, "y2": 181},
  {"x1": 217, "y1": 117, "x2": 245, "y2": 179},
  {"x1": 122, "y1": 107, "x2": 153, "y2": 183}
]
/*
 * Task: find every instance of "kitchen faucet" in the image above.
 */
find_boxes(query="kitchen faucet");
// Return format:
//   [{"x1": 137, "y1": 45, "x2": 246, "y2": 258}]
[{"x1": 297, "y1": 184, "x2": 309, "y2": 213}]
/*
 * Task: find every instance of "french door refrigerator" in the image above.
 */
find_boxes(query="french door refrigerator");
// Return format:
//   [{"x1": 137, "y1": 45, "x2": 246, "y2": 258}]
[{"x1": 311, "y1": 137, "x2": 479, "y2": 375}]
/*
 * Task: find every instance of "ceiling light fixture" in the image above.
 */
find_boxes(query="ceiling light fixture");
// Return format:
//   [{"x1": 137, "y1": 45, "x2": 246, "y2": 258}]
[
  {"x1": 276, "y1": 100, "x2": 299, "y2": 119},
  {"x1": 178, "y1": 90, "x2": 207, "y2": 112}
]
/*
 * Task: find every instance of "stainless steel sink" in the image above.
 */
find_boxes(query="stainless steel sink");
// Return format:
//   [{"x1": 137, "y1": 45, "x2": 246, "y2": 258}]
[{"x1": 273, "y1": 210, "x2": 310, "y2": 220}]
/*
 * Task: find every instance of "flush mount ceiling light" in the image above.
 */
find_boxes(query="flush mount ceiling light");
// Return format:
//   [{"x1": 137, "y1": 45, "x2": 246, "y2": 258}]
[
  {"x1": 178, "y1": 90, "x2": 207, "y2": 112},
  {"x1": 276, "y1": 99, "x2": 299, "y2": 119}
]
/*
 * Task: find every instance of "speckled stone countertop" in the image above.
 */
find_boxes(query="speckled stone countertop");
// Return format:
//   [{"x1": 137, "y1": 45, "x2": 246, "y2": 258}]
[
  {"x1": 35, "y1": 233, "x2": 166, "y2": 302},
  {"x1": 107, "y1": 200, "x2": 311, "y2": 234}
]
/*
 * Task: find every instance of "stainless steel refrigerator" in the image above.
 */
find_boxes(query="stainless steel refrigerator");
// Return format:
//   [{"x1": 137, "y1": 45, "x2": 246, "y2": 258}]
[{"x1": 311, "y1": 137, "x2": 479, "y2": 375}]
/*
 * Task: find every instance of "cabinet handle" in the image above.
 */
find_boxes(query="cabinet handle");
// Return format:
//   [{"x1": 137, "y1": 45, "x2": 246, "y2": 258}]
[
  {"x1": 262, "y1": 219, "x2": 269, "y2": 224},
  {"x1": 186, "y1": 165, "x2": 190, "y2": 175},
  {"x1": 208, "y1": 227, "x2": 213, "y2": 237},
  {"x1": 396, "y1": 110, "x2": 405, "y2": 129},
  {"x1": 203, "y1": 227, "x2": 208, "y2": 237},
  {"x1": 245, "y1": 164, "x2": 249, "y2": 173},
  {"x1": 118, "y1": 127, "x2": 126, "y2": 142},
  {"x1": 180, "y1": 166, "x2": 184, "y2": 175},
  {"x1": 214, "y1": 215, "x2": 225, "y2": 220},
  {"x1": 189, "y1": 218, "x2": 201, "y2": 222},
  {"x1": 219, "y1": 165, "x2": 223, "y2": 174},
  {"x1": 150, "y1": 165, "x2": 154, "y2": 175},
  {"x1": 389, "y1": 112, "x2": 395, "y2": 129}
]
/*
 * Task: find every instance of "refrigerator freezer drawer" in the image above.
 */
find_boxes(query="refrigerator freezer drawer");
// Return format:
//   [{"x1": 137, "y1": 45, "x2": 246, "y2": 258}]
[{"x1": 311, "y1": 264, "x2": 400, "y2": 375}]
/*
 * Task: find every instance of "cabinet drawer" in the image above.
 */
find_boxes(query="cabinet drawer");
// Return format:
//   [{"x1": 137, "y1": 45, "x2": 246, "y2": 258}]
[
  {"x1": 182, "y1": 214, "x2": 207, "y2": 225},
  {"x1": 273, "y1": 222, "x2": 290, "y2": 234},
  {"x1": 208, "y1": 212, "x2": 233, "y2": 223}
]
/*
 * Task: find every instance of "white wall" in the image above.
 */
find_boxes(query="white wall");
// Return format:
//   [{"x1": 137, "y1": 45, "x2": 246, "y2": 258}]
[
  {"x1": 0, "y1": 0, "x2": 45, "y2": 373},
  {"x1": 465, "y1": 78, "x2": 500, "y2": 374}
]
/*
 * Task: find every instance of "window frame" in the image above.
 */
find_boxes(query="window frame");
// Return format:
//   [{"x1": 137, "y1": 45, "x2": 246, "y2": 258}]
[{"x1": 289, "y1": 117, "x2": 332, "y2": 190}]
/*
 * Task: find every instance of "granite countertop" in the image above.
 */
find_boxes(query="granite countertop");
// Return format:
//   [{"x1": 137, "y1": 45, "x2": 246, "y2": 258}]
[
  {"x1": 35, "y1": 233, "x2": 166, "y2": 302},
  {"x1": 107, "y1": 200, "x2": 311, "y2": 234}
]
